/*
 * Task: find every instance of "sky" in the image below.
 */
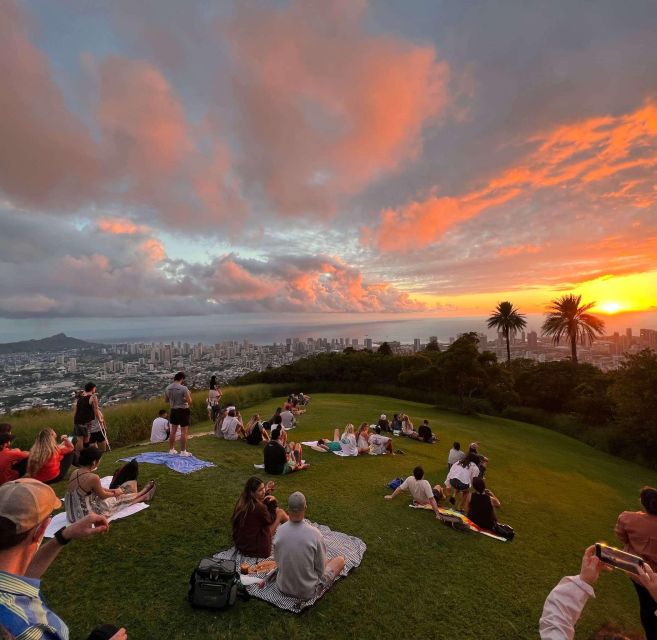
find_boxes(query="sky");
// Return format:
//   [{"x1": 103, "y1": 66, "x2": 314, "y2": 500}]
[{"x1": 1, "y1": 0, "x2": 656, "y2": 340}]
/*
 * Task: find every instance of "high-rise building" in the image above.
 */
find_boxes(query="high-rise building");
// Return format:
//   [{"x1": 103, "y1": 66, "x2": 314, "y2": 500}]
[
  {"x1": 429, "y1": 336, "x2": 437, "y2": 343},
  {"x1": 351, "y1": 338, "x2": 358, "y2": 347},
  {"x1": 413, "y1": 338, "x2": 421, "y2": 352},
  {"x1": 67, "y1": 358, "x2": 77, "y2": 373},
  {"x1": 527, "y1": 331, "x2": 538, "y2": 349},
  {"x1": 364, "y1": 338, "x2": 373, "y2": 350}
]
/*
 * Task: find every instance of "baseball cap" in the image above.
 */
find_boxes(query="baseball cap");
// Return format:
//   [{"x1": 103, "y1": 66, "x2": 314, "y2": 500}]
[
  {"x1": 287, "y1": 491, "x2": 306, "y2": 513},
  {"x1": 0, "y1": 433, "x2": 15, "y2": 447},
  {"x1": 0, "y1": 479, "x2": 62, "y2": 533}
]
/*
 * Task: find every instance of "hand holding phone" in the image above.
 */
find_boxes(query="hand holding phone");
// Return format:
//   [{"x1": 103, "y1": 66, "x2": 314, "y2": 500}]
[{"x1": 595, "y1": 543, "x2": 644, "y2": 576}]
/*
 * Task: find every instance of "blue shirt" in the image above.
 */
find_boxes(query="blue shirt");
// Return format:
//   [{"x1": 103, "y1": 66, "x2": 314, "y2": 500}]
[{"x1": 0, "y1": 570, "x2": 68, "y2": 639}]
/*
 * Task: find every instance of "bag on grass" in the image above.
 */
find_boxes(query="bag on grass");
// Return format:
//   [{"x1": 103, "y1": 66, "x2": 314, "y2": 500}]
[
  {"x1": 188, "y1": 558, "x2": 240, "y2": 610},
  {"x1": 493, "y1": 523, "x2": 515, "y2": 540},
  {"x1": 109, "y1": 459, "x2": 139, "y2": 489},
  {"x1": 387, "y1": 477, "x2": 404, "y2": 490}
]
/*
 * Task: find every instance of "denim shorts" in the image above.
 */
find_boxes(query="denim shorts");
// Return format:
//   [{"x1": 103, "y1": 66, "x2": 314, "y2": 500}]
[{"x1": 449, "y1": 478, "x2": 469, "y2": 492}]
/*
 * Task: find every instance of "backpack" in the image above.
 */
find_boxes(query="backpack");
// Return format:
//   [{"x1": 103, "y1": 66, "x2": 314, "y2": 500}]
[
  {"x1": 188, "y1": 558, "x2": 241, "y2": 609},
  {"x1": 493, "y1": 523, "x2": 515, "y2": 540},
  {"x1": 387, "y1": 477, "x2": 404, "y2": 490},
  {"x1": 109, "y1": 459, "x2": 139, "y2": 490}
]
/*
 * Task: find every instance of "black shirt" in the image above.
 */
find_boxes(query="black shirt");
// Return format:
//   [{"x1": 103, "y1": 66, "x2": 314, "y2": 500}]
[
  {"x1": 264, "y1": 441, "x2": 287, "y2": 474},
  {"x1": 467, "y1": 493, "x2": 497, "y2": 530},
  {"x1": 246, "y1": 423, "x2": 263, "y2": 445},
  {"x1": 74, "y1": 395, "x2": 95, "y2": 424},
  {"x1": 418, "y1": 424, "x2": 433, "y2": 443}
]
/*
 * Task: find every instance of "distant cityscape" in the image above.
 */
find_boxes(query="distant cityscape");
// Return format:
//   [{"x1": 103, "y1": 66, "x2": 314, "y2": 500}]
[{"x1": 1, "y1": 327, "x2": 655, "y2": 414}]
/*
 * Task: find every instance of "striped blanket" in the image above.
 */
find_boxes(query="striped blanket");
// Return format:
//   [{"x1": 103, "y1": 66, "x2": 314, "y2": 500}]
[{"x1": 214, "y1": 521, "x2": 366, "y2": 613}]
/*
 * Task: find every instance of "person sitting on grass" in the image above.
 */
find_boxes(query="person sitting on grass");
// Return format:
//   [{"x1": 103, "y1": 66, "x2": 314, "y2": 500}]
[
  {"x1": 280, "y1": 408, "x2": 296, "y2": 429},
  {"x1": 65, "y1": 448, "x2": 155, "y2": 523},
  {"x1": 245, "y1": 414, "x2": 270, "y2": 445},
  {"x1": 467, "y1": 476, "x2": 509, "y2": 537},
  {"x1": 539, "y1": 545, "x2": 657, "y2": 639},
  {"x1": 273, "y1": 492, "x2": 345, "y2": 600},
  {"x1": 445, "y1": 452, "x2": 481, "y2": 511},
  {"x1": 214, "y1": 407, "x2": 228, "y2": 438},
  {"x1": 0, "y1": 434, "x2": 28, "y2": 486},
  {"x1": 221, "y1": 408, "x2": 245, "y2": 441},
  {"x1": 469, "y1": 441, "x2": 489, "y2": 477},
  {"x1": 150, "y1": 409, "x2": 170, "y2": 443},
  {"x1": 368, "y1": 431, "x2": 395, "y2": 455},
  {"x1": 263, "y1": 428, "x2": 307, "y2": 475},
  {"x1": 384, "y1": 466, "x2": 443, "y2": 517},
  {"x1": 0, "y1": 479, "x2": 128, "y2": 640},
  {"x1": 400, "y1": 414, "x2": 418, "y2": 438},
  {"x1": 447, "y1": 442, "x2": 465, "y2": 471},
  {"x1": 417, "y1": 420, "x2": 437, "y2": 444},
  {"x1": 339, "y1": 424, "x2": 358, "y2": 456},
  {"x1": 376, "y1": 414, "x2": 390, "y2": 434},
  {"x1": 356, "y1": 423, "x2": 370, "y2": 455},
  {"x1": 26, "y1": 429, "x2": 75, "y2": 485},
  {"x1": 232, "y1": 476, "x2": 288, "y2": 558},
  {"x1": 391, "y1": 414, "x2": 402, "y2": 432}
]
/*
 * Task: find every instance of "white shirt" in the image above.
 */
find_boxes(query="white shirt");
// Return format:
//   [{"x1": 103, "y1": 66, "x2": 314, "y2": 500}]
[
  {"x1": 221, "y1": 416, "x2": 240, "y2": 439},
  {"x1": 446, "y1": 461, "x2": 479, "y2": 486},
  {"x1": 280, "y1": 410, "x2": 295, "y2": 429},
  {"x1": 368, "y1": 434, "x2": 390, "y2": 455},
  {"x1": 150, "y1": 417, "x2": 169, "y2": 442},
  {"x1": 339, "y1": 433, "x2": 358, "y2": 456},
  {"x1": 448, "y1": 448, "x2": 466, "y2": 465},
  {"x1": 399, "y1": 476, "x2": 434, "y2": 503},
  {"x1": 539, "y1": 575, "x2": 595, "y2": 639}
]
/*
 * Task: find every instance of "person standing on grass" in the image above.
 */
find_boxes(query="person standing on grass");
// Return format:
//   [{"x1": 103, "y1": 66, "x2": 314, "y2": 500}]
[
  {"x1": 273, "y1": 492, "x2": 345, "y2": 600},
  {"x1": 0, "y1": 479, "x2": 127, "y2": 640},
  {"x1": 165, "y1": 372, "x2": 192, "y2": 457},
  {"x1": 73, "y1": 382, "x2": 105, "y2": 452}
]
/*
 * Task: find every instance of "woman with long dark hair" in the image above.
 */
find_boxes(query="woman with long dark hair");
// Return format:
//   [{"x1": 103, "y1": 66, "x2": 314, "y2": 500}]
[{"x1": 231, "y1": 477, "x2": 288, "y2": 557}]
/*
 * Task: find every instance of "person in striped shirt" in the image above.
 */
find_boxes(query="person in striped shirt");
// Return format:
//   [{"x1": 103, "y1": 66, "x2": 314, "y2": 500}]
[{"x1": 0, "y1": 479, "x2": 127, "y2": 640}]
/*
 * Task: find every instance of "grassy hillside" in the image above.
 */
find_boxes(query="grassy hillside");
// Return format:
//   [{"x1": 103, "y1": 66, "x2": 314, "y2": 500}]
[{"x1": 42, "y1": 394, "x2": 654, "y2": 639}]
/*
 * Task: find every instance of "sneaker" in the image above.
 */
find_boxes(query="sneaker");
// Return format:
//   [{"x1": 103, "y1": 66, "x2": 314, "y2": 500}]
[
  {"x1": 169, "y1": 448, "x2": 178, "y2": 455},
  {"x1": 180, "y1": 450, "x2": 192, "y2": 457}
]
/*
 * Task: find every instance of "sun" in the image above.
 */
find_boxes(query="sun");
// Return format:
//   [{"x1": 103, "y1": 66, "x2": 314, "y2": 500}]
[{"x1": 597, "y1": 301, "x2": 623, "y2": 314}]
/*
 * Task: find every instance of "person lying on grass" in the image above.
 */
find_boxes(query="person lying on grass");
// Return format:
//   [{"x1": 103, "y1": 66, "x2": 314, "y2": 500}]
[
  {"x1": 244, "y1": 414, "x2": 270, "y2": 445},
  {"x1": 65, "y1": 448, "x2": 156, "y2": 523},
  {"x1": 263, "y1": 428, "x2": 308, "y2": 475},
  {"x1": 232, "y1": 476, "x2": 288, "y2": 558},
  {"x1": 445, "y1": 452, "x2": 481, "y2": 512},
  {"x1": 539, "y1": 545, "x2": 657, "y2": 639},
  {"x1": 0, "y1": 479, "x2": 127, "y2": 640},
  {"x1": 368, "y1": 431, "x2": 395, "y2": 455},
  {"x1": 384, "y1": 466, "x2": 444, "y2": 518},
  {"x1": 273, "y1": 492, "x2": 345, "y2": 601},
  {"x1": 315, "y1": 430, "x2": 343, "y2": 452}
]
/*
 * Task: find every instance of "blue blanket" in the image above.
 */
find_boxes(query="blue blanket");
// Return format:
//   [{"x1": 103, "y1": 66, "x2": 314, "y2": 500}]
[{"x1": 119, "y1": 452, "x2": 215, "y2": 474}]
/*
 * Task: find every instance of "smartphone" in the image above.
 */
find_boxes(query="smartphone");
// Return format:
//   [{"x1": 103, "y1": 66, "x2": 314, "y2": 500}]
[{"x1": 595, "y1": 543, "x2": 644, "y2": 575}]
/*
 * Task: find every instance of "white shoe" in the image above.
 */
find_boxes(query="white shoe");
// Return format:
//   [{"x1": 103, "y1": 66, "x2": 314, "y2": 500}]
[
  {"x1": 169, "y1": 448, "x2": 178, "y2": 455},
  {"x1": 180, "y1": 450, "x2": 192, "y2": 457}
]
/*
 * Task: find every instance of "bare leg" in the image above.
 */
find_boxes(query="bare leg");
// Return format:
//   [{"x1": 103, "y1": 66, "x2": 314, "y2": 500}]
[
  {"x1": 385, "y1": 440, "x2": 394, "y2": 455},
  {"x1": 325, "y1": 555, "x2": 345, "y2": 581},
  {"x1": 333, "y1": 428, "x2": 340, "y2": 441},
  {"x1": 180, "y1": 427, "x2": 189, "y2": 452},
  {"x1": 168, "y1": 425, "x2": 179, "y2": 451},
  {"x1": 268, "y1": 507, "x2": 289, "y2": 536}
]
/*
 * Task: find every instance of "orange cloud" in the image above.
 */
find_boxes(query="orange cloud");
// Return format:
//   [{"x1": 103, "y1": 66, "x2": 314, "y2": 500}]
[
  {"x1": 367, "y1": 100, "x2": 657, "y2": 251},
  {"x1": 498, "y1": 244, "x2": 541, "y2": 257},
  {"x1": 225, "y1": 0, "x2": 448, "y2": 215},
  {"x1": 97, "y1": 217, "x2": 149, "y2": 235}
]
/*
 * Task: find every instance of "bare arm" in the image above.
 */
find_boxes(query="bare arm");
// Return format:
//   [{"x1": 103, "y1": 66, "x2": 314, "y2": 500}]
[
  {"x1": 25, "y1": 514, "x2": 110, "y2": 579},
  {"x1": 91, "y1": 395, "x2": 104, "y2": 424},
  {"x1": 384, "y1": 487, "x2": 403, "y2": 500}
]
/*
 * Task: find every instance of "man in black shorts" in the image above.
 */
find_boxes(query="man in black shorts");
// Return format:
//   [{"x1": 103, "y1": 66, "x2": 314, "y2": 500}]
[
  {"x1": 73, "y1": 383, "x2": 105, "y2": 452},
  {"x1": 165, "y1": 372, "x2": 193, "y2": 456}
]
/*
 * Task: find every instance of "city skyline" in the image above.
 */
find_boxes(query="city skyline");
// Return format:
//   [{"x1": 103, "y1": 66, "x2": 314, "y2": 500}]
[{"x1": 2, "y1": 1, "x2": 657, "y2": 331}]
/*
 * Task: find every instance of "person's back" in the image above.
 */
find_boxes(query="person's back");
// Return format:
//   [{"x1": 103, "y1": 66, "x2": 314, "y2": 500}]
[
  {"x1": 418, "y1": 422, "x2": 433, "y2": 443},
  {"x1": 222, "y1": 415, "x2": 240, "y2": 440},
  {"x1": 280, "y1": 410, "x2": 295, "y2": 429},
  {"x1": 0, "y1": 436, "x2": 28, "y2": 485},
  {"x1": 246, "y1": 423, "x2": 263, "y2": 445},
  {"x1": 339, "y1": 433, "x2": 358, "y2": 456},
  {"x1": 468, "y1": 491, "x2": 496, "y2": 530},
  {"x1": 150, "y1": 414, "x2": 169, "y2": 443},
  {"x1": 264, "y1": 440, "x2": 286, "y2": 475},
  {"x1": 165, "y1": 381, "x2": 189, "y2": 409},
  {"x1": 274, "y1": 519, "x2": 325, "y2": 600}
]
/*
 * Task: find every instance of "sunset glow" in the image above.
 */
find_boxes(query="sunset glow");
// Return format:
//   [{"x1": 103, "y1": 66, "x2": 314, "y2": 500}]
[{"x1": 0, "y1": 0, "x2": 656, "y2": 335}]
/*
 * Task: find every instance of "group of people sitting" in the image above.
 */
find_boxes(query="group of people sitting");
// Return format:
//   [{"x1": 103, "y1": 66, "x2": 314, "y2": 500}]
[
  {"x1": 284, "y1": 392, "x2": 310, "y2": 414},
  {"x1": 374, "y1": 413, "x2": 437, "y2": 443},
  {"x1": 231, "y1": 477, "x2": 344, "y2": 601},
  {"x1": 214, "y1": 406, "x2": 296, "y2": 442},
  {"x1": 316, "y1": 423, "x2": 395, "y2": 456}
]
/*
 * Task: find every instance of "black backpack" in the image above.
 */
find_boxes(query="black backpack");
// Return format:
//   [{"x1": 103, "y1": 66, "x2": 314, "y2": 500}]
[{"x1": 188, "y1": 558, "x2": 241, "y2": 609}]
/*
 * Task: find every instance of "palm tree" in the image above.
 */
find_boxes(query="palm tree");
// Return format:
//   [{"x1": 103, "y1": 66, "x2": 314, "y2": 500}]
[
  {"x1": 486, "y1": 301, "x2": 527, "y2": 363},
  {"x1": 541, "y1": 294, "x2": 605, "y2": 364}
]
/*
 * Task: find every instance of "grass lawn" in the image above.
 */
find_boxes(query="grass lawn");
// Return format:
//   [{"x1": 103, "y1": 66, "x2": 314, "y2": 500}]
[{"x1": 43, "y1": 394, "x2": 656, "y2": 639}]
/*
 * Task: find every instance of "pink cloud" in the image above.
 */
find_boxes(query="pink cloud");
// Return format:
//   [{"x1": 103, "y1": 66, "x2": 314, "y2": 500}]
[
  {"x1": 0, "y1": 1, "x2": 99, "y2": 207},
  {"x1": 225, "y1": 0, "x2": 448, "y2": 215},
  {"x1": 97, "y1": 217, "x2": 149, "y2": 235},
  {"x1": 366, "y1": 100, "x2": 657, "y2": 251}
]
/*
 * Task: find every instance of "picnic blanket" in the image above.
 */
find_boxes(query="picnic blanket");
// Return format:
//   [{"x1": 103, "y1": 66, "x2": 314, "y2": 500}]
[
  {"x1": 46, "y1": 477, "x2": 149, "y2": 538},
  {"x1": 253, "y1": 460, "x2": 306, "y2": 470},
  {"x1": 410, "y1": 503, "x2": 507, "y2": 542},
  {"x1": 119, "y1": 452, "x2": 215, "y2": 474},
  {"x1": 214, "y1": 521, "x2": 366, "y2": 613}
]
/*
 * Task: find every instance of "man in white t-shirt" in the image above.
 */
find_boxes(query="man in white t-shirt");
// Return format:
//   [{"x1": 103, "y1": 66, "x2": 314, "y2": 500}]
[
  {"x1": 150, "y1": 410, "x2": 170, "y2": 443},
  {"x1": 384, "y1": 466, "x2": 443, "y2": 517}
]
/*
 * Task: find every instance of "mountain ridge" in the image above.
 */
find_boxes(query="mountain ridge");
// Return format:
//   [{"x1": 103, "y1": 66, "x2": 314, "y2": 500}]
[{"x1": 0, "y1": 333, "x2": 101, "y2": 354}]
